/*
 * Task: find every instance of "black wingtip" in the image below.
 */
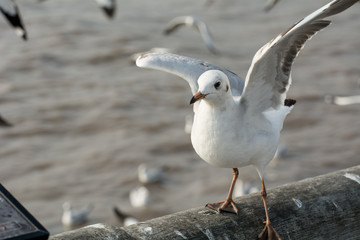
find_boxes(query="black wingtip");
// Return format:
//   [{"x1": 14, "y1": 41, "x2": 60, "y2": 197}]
[
  {"x1": 22, "y1": 32, "x2": 27, "y2": 41},
  {"x1": 101, "y1": 7, "x2": 115, "y2": 19},
  {"x1": 0, "y1": 115, "x2": 13, "y2": 127},
  {"x1": 284, "y1": 99, "x2": 296, "y2": 107}
]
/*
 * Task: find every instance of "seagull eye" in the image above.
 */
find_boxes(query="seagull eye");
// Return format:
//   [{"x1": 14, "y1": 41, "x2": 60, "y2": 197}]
[{"x1": 214, "y1": 82, "x2": 221, "y2": 89}]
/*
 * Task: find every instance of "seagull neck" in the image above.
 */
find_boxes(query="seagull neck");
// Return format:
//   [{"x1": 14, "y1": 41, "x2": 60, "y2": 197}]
[{"x1": 203, "y1": 93, "x2": 236, "y2": 109}]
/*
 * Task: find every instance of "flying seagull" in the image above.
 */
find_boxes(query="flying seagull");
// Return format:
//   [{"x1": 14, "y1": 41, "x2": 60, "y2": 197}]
[
  {"x1": 0, "y1": 0, "x2": 27, "y2": 40},
  {"x1": 136, "y1": 0, "x2": 359, "y2": 239},
  {"x1": 163, "y1": 16, "x2": 219, "y2": 54},
  {"x1": 95, "y1": 0, "x2": 116, "y2": 19}
]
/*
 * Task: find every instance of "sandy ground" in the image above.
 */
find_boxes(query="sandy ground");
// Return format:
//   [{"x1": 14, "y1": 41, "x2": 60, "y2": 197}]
[{"x1": 0, "y1": 0, "x2": 359, "y2": 235}]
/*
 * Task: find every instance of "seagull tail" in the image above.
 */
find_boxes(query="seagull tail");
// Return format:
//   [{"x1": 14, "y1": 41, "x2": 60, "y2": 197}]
[{"x1": 284, "y1": 98, "x2": 296, "y2": 107}]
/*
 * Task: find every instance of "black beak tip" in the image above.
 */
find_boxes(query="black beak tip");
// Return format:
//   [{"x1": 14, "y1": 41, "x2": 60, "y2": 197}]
[{"x1": 190, "y1": 96, "x2": 197, "y2": 105}]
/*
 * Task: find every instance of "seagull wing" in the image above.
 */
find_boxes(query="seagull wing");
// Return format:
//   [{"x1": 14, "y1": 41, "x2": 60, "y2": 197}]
[
  {"x1": 240, "y1": 0, "x2": 358, "y2": 114},
  {"x1": 164, "y1": 16, "x2": 218, "y2": 54},
  {"x1": 0, "y1": 0, "x2": 16, "y2": 17},
  {"x1": 195, "y1": 18, "x2": 218, "y2": 54},
  {"x1": 0, "y1": 0, "x2": 27, "y2": 40},
  {"x1": 163, "y1": 16, "x2": 188, "y2": 35},
  {"x1": 136, "y1": 52, "x2": 244, "y2": 96}
]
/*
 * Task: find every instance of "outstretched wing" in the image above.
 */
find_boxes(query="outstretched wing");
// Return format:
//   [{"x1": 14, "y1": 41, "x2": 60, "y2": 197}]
[
  {"x1": 240, "y1": 0, "x2": 358, "y2": 114},
  {"x1": 163, "y1": 16, "x2": 188, "y2": 35},
  {"x1": 136, "y1": 52, "x2": 244, "y2": 96}
]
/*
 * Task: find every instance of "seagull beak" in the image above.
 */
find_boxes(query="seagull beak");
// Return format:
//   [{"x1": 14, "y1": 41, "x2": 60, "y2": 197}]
[{"x1": 190, "y1": 91, "x2": 207, "y2": 104}]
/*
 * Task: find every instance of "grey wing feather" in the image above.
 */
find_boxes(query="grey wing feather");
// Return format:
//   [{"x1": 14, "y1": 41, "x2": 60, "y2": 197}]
[
  {"x1": 136, "y1": 52, "x2": 244, "y2": 96},
  {"x1": 240, "y1": 0, "x2": 358, "y2": 114},
  {"x1": 163, "y1": 16, "x2": 187, "y2": 35}
]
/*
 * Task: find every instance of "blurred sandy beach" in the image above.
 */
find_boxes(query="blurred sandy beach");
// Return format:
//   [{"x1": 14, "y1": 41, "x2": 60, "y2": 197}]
[{"x1": 0, "y1": 0, "x2": 359, "y2": 235}]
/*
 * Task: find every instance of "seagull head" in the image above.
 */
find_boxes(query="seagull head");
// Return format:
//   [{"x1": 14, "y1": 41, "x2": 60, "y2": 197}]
[{"x1": 190, "y1": 70, "x2": 230, "y2": 104}]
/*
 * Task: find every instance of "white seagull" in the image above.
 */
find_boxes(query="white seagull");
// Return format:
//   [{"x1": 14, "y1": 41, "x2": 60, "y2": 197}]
[
  {"x1": 0, "y1": 0, "x2": 27, "y2": 40},
  {"x1": 138, "y1": 164, "x2": 164, "y2": 185},
  {"x1": 163, "y1": 16, "x2": 219, "y2": 54},
  {"x1": 95, "y1": 0, "x2": 116, "y2": 19},
  {"x1": 324, "y1": 94, "x2": 360, "y2": 105},
  {"x1": 129, "y1": 186, "x2": 150, "y2": 208},
  {"x1": 136, "y1": 0, "x2": 358, "y2": 239},
  {"x1": 61, "y1": 202, "x2": 93, "y2": 228}
]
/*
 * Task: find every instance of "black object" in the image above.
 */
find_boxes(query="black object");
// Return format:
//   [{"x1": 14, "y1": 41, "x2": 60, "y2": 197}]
[{"x1": 0, "y1": 184, "x2": 49, "y2": 240}]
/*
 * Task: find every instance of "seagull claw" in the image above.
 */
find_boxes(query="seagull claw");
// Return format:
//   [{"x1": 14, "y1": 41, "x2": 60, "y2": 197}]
[
  {"x1": 258, "y1": 221, "x2": 282, "y2": 240},
  {"x1": 206, "y1": 200, "x2": 238, "y2": 215}
]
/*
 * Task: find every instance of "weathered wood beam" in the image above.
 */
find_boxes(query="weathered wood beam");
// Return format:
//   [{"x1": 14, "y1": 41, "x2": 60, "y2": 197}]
[{"x1": 50, "y1": 165, "x2": 360, "y2": 240}]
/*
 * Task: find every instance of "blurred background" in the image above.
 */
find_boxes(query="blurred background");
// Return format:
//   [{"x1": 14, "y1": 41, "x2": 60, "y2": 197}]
[{"x1": 0, "y1": 0, "x2": 359, "y2": 235}]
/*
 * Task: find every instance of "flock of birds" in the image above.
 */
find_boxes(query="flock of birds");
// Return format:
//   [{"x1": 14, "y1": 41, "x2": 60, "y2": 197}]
[
  {"x1": 0, "y1": 0, "x2": 116, "y2": 40},
  {"x1": 1, "y1": 0, "x2": 359, "y2": 239}
]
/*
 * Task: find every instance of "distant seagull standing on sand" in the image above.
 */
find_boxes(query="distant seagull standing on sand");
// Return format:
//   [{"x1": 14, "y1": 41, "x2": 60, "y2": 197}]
[
  {"x1": 0, "y1": 0, "x2": 27, "y2": 40},
  {"x1": 95, "y1": 0, "x2": 116, "y2": 19},
  {"x1": 138, "y1": 164, "x2": 164, "y2": 185},
  {"x1": 163, "y1": 16, "x2": 219, "y2": 54},
  {"x1": 264, "y1": 0, "x2": 280, "y2": 12},
  {"x1": 0, "y1": 114, "x2": 12, "y2": 127},
  {"x1": 61, "y1": 202, "x2": 93, "y2": 228},
  {"x1": 324, "y1": 94, "x2": 360, "y2": 105},
  {"x1": 129, "y1": 186, "x2": 150, "y2": 208},
  {"x1": 136, "y1": 0, "x2": 358, "y2": 238}
]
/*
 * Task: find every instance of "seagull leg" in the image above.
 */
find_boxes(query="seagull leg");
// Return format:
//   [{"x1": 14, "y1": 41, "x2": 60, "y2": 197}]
[
  {"x1": 206, "y1": 168, "x2": 239, "y2": 214},
  {"x1": 258, "y1": 179, "x2": 282, "y2": 240}
]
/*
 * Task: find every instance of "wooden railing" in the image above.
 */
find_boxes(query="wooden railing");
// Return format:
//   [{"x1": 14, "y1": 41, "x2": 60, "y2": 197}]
[{"x1": 50, "y1": 165, "x2": 360, "y2": 240}]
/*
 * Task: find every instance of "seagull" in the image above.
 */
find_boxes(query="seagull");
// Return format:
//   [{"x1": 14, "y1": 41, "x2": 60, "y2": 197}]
[
  {"x1": 137, "y1": 1, "x2": 358, "y2": 238},
  {"x1": 324, "y1": 94, "x2": 360, "y2": 105},
  {"x1": 264, "y1": 0, "x2": 280, "y2": 12},
  {"x1": 61, "y1": 201, "x2": 93, "y2": 228},
  {"x1": 163, "y1": 16, "x2": 219, "y2": 54},
  {"x1": 0, "y1": 0, "x2": 27, "y2": 40},
  {"x1": 113, "y1": 206, "x2": 139, "y2": 227},
  {"x1": 95, "y1": 0, "x2": 116, "y2": 19},
  {"x1": 138, "y1": 164, "x2": 164, "y2": 185},
  {"x1": 129, "y1": 186, "x2": 150, "y2": 208},
  {"x1": 0, "y1": 114, "x2": 12, "y2": 127}
]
